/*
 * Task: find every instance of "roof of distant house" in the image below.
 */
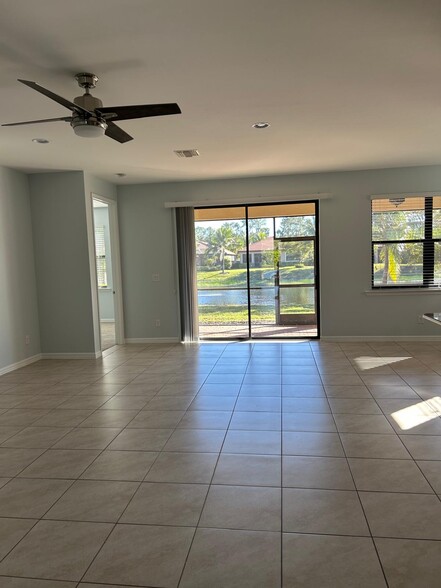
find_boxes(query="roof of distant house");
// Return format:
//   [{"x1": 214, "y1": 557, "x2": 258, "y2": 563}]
[
  {"x1": 196, "y1": 240, "x2": 236, "y2": 256},
  {"x1": 196, "y1": 240, "x2": 209, "y2": 254},
  {"x1": 239, "y1": 237, "x2": 274, "y2": 253}
]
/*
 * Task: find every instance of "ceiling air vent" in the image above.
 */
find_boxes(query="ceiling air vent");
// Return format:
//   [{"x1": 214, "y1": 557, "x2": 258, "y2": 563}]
[{"x1": 174, "y1": 149, "x2": 200, "y2": 158}]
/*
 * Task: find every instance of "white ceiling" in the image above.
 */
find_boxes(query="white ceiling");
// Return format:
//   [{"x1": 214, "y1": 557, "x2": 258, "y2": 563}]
[{"x1": 1, "y1": 0, "x2": 441, "y2": 184}]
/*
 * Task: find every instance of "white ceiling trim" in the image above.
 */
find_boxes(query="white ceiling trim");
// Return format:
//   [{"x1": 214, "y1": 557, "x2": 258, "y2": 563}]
[{"x1": 164, "y1": 193, "x2": 332, "y2": 208}]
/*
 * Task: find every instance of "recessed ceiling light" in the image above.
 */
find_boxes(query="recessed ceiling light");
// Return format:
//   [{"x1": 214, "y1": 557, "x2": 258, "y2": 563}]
[
  {"x1": 252, "y1": 122, "x2": 270, "y2": 129},
  {"x1": 115, "y1": 173, "x2": 126, "y2": 177},
  {"x1": 32, "y1": 138, "x2": 49, "y2": 144}
]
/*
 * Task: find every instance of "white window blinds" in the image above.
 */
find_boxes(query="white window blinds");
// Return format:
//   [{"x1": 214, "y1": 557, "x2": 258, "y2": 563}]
[{"x1": 95, "y1": 226, "x2": 108, "y2": 288}]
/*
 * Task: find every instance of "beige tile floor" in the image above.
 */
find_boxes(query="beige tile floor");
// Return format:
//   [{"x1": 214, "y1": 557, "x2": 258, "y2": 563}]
[
  {"x1": 0, "y1": 340, "x2": 440, "y2": 586},
  {"x1": 100, "y1": 322, "x2": 116, "y2": 351}
]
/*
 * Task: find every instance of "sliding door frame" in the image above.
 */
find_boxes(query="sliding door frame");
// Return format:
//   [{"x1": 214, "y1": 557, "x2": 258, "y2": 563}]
[{"x1": 195, "y1": 200, "x2": 320, "y2": 340}]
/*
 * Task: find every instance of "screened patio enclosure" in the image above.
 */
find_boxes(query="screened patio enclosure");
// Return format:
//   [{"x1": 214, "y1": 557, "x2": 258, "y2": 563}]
[{"x1": 194, "y1": 202, "x2": 320, "y2": 339}]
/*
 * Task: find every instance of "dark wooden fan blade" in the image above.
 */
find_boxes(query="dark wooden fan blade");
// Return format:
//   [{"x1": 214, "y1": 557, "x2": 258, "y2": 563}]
[
  {"x1": 105, "y1": 120, "x2": 133, "y2": 143},
  {"x1": 97, "y1": 103, "x2": 181, "y2": 121},
  {"x1": 18, "y1": 79, "x2": 93, "y2": 116},
  {"x1": 2, "y1": 116, "x2": 72, "y2": 127}
]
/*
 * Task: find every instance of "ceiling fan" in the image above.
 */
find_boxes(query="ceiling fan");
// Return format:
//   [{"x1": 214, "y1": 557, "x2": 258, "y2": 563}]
[{"x1": 2, "y1": 73, "x2": 181, "y2": 143}]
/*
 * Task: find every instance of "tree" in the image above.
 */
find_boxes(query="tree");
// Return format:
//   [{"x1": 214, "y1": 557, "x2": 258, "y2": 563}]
[
  {"x1": 379, "y1": 244, "x2": 401, "y2": 283},
  {"x1": 372, "y1": 209, "x2": 413, "y2": 283},
  {"x1": 281, "y1": 240, "x2": 314, "y2": 265},
  {"x1": 278, "y1": 215, "x2": 315, "y2": 238},
  {"x1": 206, "y1": 226, "x2": 240, "y2": 273},
  {"x1": 195, "y1": 225, "x2": 215, "y2": 243},
  {"x1": 248, "y1": 219, "x2": 270, "y2": 243},
  {"x1": 228, "y1": 221, "x2": 246, "y2": 250}
]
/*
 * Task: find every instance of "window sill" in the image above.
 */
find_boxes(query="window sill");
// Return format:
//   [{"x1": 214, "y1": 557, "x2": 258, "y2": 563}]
[{"x1": 365, "y1": 288, "x2": 441, "y2": 296}]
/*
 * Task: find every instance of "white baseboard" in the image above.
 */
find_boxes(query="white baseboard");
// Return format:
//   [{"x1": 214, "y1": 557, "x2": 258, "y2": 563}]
[
  {"x1": 41, "y1": 352, "x2": 102, "y2": 360},
  {"x1": 321, "y1": 335, "x2": 441, "y2": 342},
  {"x1": 124, "y1": 337, "x2": 180, "y2": 344},
  {"x1": 0, "y1": 354, "x2": 42, "y2": 376}
]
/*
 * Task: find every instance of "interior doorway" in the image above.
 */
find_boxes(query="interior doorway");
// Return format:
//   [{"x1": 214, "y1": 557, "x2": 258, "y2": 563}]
[
  {"x1": 194, "y1": 201, "x2": 319, "y2": 339},
  {"x1": 92, "y1": 198, "x2": 118, "y2": 350}
]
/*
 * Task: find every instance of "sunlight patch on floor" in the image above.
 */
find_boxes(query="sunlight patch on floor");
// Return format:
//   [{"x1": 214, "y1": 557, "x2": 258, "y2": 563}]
[
  {"x1": 391, "y1": 397, "x2": 441, "y2": 430},
  {"x1": 353, "y1": 356, "x2": 411, "y2": 371}
]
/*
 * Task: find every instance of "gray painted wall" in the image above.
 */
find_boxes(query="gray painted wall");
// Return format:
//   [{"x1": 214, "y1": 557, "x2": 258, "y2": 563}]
[
  {"x1": 29, "y1": 171, "x2": 96, "y2": 353},
  {"x1": 84, "y1": 173, "x2": 117, "y2": 202},
  {"x1": 118, "y1": 186, "x2": 178, "y2": 339},
  {"x1": 118, "y1": 165, "x2": 441, "y2": 339},
  {"x1": 0, "y1": 167, "x2": 40, "y2": 370}
]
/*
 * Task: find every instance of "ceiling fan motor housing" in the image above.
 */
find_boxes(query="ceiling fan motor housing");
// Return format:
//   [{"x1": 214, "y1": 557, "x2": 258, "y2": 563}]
[
  {"x1": 72, "y1": 90, "x2": 108, "y2": 136},
  {"x1": 73, "y1": 93, "x2": 103, "y2": 112}
]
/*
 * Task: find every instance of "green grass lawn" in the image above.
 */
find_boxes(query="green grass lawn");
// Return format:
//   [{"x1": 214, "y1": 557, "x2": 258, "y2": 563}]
[
  {"x1": 197, "y1": 266, "x2": 314, "y2": 288},
  {"x1": 373, "y1": 263, "x2": 427, "y2": 284},
  {"x1": 373, "y1": 263, "x2": 440, "y2": 282},
  {"x1": 199, "y1": 304, "x2": 314, "y2": 324}
]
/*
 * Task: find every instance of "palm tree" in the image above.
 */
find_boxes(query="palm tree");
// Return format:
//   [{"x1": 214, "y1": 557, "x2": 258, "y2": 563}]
[
  {"x1": 380, "y1": 243, "x2": 400, "y2": 284},
  {"x1": 373, "y1": 210, "x2": 408, "y2": 284},
  {"x1": 206, "y1": 226, "x2": 239, "y2": 273}
]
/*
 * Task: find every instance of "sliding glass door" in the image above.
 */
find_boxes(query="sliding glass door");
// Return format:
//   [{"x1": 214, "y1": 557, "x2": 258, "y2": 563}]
[
  {"x1": 194, "y1": 202, "x2": 319, "y2": 339},
  {"x1": 195, "y1": 207, "x2": 249, "y2": 338}
]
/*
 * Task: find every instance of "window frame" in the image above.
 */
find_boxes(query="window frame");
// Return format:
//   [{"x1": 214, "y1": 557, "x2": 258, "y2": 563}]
[{"x1": 371, "y1": 195, "x2": 441, "y2": 289}]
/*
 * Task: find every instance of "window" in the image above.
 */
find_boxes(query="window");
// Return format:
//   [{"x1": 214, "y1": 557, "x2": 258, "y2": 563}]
[
  {"x1": 95, "y1": 226, "x2": 108, "y2": 288},
  {"x1": 372, "y1": 196, "x2": 441, "y2": 288}
]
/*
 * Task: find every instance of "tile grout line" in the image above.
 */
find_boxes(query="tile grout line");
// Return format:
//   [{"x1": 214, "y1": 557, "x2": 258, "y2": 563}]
[{"x1": 2, "y1": 522, "x2": 441, "y2": 541}]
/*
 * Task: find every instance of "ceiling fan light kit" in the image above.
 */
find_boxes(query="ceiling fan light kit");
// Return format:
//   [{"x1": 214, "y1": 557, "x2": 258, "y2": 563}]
[
  {"x1": 3, "y1": 73, "x2": 181, "y2": 143},
  {"x1": 71, "y1": 116, "x2": 107, "y2": 138}
]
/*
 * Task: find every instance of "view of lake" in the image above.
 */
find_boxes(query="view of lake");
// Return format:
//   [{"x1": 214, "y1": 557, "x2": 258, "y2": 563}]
[
  {"x1": 198, "y1": 287, "x2": 315, "y2": 309},
  {"x1": 198, "y1": 288, "x2": 273, "y2": 307}
]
